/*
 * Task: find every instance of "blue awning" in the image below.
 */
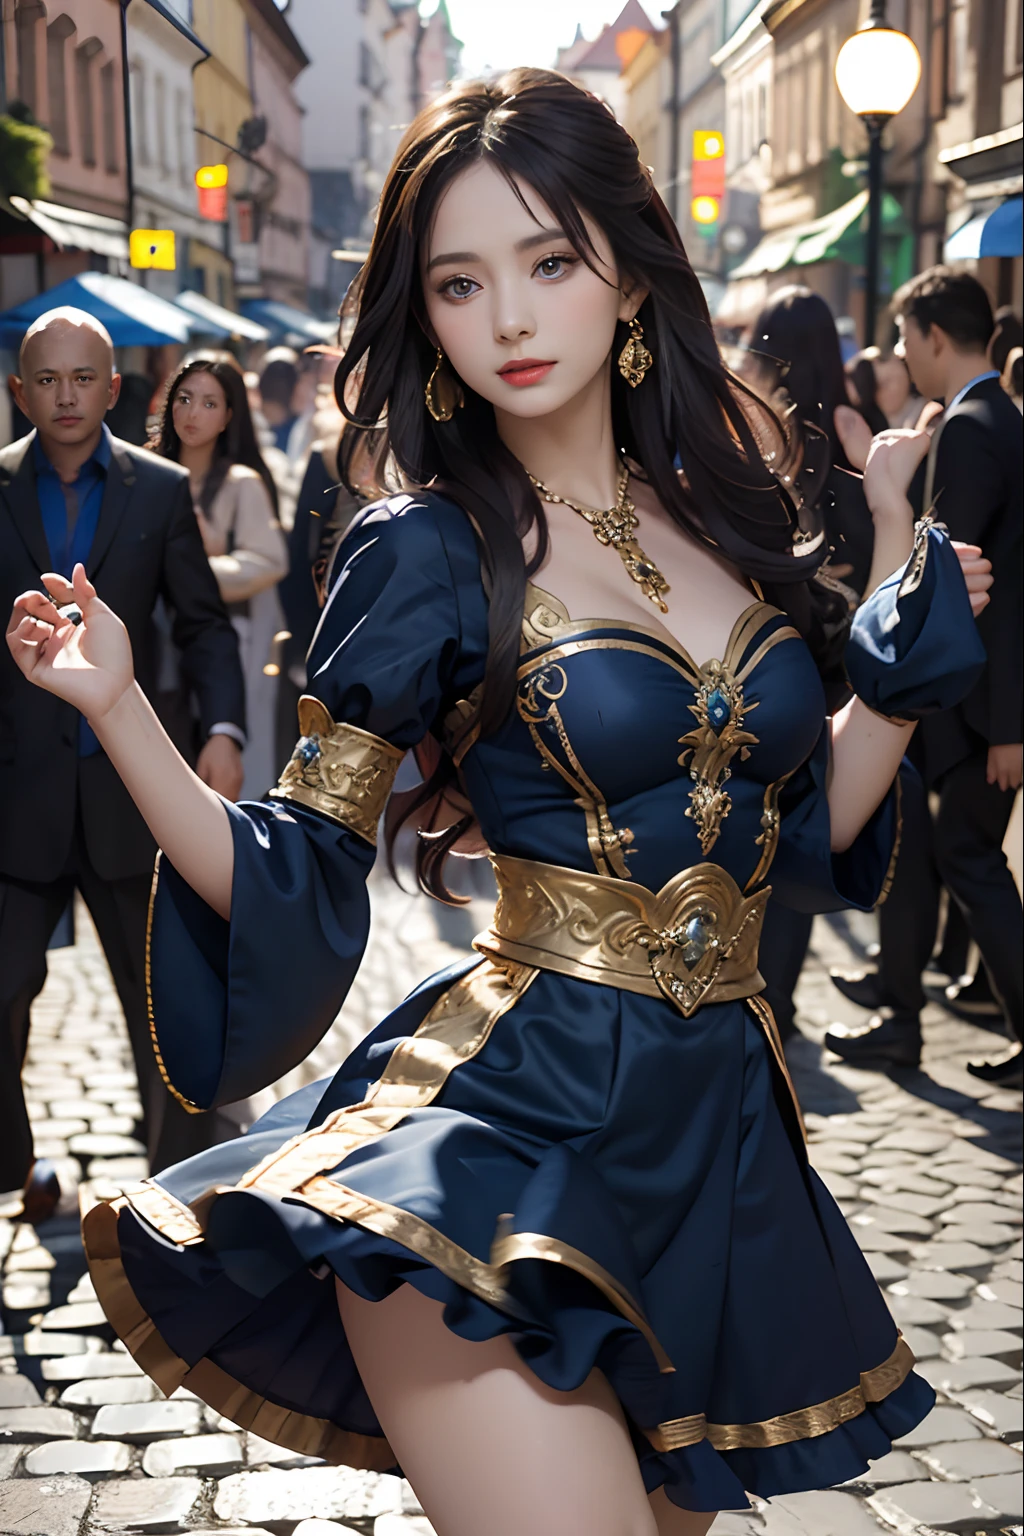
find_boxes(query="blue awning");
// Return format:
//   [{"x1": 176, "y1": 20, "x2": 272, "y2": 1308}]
[
  {"x1": 241, "y1": 299, "x2": 337, "y2": 345},
  {"x1": 0, "y1": 272, "x2": 196, "y2": 347},
  {"x1": 174, "y1": 290, "x2": 270, "y2": 341},
  {"x1": 945, "y1": 197, "x2": 1023, "y2": 260}
]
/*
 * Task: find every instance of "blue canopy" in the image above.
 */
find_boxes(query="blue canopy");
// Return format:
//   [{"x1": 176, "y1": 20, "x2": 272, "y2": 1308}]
[
  {"x1": 945, "y1": 197, "x2": 1023, "y2": 260},
  {"x1": 241, "y1": 299, "x2": 336, "y2": 345},
  {"x1": 0, "y1": 271, "x2": 196, "y2": 348}
]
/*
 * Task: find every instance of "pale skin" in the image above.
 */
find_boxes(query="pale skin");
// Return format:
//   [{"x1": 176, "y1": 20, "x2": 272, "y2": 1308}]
[
  {"x1": 8, "y1": 313, "x2": 243, "y2": 800},
  {"x1": 6, "y1": 168, "x2": 992, "y2": 1536}
]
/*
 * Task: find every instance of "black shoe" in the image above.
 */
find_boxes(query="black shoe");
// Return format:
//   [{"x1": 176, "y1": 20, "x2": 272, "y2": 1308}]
[
  {"x1": 18, "y1": 1159, "x2": 60, "y2": 1225},
  {"x1": 940, "y1": 972, "x2": 1002, "y2": 1021},
  {"x1": 966, "y1": 1048, "x2": 1024, "y2": 1089},
  {"x1": 829, "y1": 969, "x2": 883, "y2": 1011},
  {"x1": 824, "y1": 1011, "x2": 922, "y2": 1070}
]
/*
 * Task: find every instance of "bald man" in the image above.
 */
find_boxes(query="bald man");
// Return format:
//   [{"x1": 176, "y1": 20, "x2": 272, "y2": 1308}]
[{"x1": 0, "y1": 308, "x2": 246, "y2": 1217}]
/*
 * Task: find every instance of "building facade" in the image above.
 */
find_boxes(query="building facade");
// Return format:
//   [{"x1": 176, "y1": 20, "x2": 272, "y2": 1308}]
[
  {"x1": 1, "y1": 0, "x2": 129, "y2": 308},
  {"x1": 190, "y1": 0, "x2": 252, "y2": 306},
  {"x1": 125, "y1": 0, "x2": 208, "y2": 301},
  {"x1": 243, "y1": 0, "x2": 311, "y2": 310},
  {"x1": 288, "y1": 0, "x2": 461, "y2": 319}
]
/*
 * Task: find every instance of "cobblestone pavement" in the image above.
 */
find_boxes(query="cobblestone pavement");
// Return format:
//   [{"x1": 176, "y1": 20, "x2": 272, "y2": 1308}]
[{"x1": 1, "y1": 871, "x2": 1020, "y2": 1536}]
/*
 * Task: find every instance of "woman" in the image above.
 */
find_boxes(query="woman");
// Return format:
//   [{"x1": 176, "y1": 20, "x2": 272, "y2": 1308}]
[
  {"x1": 9, "y1": 72, "x2": 991, "y2": 1536},
  {"x1": 152, "y1": 353, "x2": 288, "y2": 799},
  {"x1": 743, "y1": 287, "x2": 875, "y2": 600}
]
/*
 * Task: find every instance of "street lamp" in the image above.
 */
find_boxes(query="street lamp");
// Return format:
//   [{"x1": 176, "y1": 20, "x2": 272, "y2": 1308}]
[{"x1": 835, "y1": 0, "x2": 921, "y2": 345}]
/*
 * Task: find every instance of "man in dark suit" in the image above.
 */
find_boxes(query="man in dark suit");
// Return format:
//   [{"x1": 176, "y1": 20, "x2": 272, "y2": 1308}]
[
  {"x1": 1, "y1": 307, "x2": 247, "y2": 1215},
  {"x1": 827, "y1": 269, "x2": 1023, "y2": 1085}
]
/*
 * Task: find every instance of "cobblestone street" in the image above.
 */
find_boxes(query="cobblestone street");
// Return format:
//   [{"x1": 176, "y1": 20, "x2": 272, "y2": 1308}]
[{"x1": 1, "y1": 870, "x2": 1020, "y2": 1536}]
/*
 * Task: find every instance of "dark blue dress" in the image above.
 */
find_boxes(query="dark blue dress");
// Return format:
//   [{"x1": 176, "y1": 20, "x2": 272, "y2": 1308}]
[{"x1": 84, "y1": 492, "x2": 984, "y2": 1513}]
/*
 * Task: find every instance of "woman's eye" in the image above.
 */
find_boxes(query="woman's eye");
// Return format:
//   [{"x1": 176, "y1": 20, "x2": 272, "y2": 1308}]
[
  {"x1": 439, "y1": 275, "x2": 480, "y2": 301},
  {"x1": 536, "y1": 254, "x2": 576, "y2": 280}
]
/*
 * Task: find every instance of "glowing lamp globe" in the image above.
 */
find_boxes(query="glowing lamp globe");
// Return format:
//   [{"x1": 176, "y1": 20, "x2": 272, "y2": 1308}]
[{"x1": 835, "y1": 23, "x2": 921, "y2": 117}]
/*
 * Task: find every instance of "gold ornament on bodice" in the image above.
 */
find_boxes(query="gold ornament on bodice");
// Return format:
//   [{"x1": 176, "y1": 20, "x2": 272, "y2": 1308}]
[{"x1": 527, "y1": 460, "x2": 671, "y2": 614}]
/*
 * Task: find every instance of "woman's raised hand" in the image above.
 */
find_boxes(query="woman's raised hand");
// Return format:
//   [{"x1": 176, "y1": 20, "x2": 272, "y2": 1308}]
[{"x1": 6, "y1": 563, "x2": 135, "y2": 722}]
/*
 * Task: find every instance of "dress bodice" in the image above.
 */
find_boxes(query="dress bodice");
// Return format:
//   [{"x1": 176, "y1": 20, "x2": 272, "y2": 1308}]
[{"x1": 461, "y1": 583, "x2": 826, "y2": 895}]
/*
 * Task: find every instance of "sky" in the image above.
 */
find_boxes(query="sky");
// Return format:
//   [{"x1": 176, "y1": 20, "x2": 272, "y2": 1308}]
[{"x1": 434, "y1": 1, "x2": 665, "y2": 78}]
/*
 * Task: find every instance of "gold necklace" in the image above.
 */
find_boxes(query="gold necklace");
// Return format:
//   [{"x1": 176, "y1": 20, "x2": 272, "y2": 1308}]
[{"x1": 527, "y1": 461, "x2": 671, "y2": 613}]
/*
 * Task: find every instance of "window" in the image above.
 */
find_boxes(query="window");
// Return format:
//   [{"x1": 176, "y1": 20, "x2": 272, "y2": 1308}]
[
  {"x1": 15, "y1": 1, "x2": 45, "y2": 116},
  {"x1": 947, "y1": 0, "x2": 969, "y2": 99},
  {"x1": 155, "y1": 72, "x2": 169, "y2": 174},
  {"x1": 175, "y1": 89, "x2": 190, "y2": 186},
  {"x1": 132, "y1": 60, "x2": 150, "y2": 166},
  {"x1": 46, "y1": 16, "x2": 76, "y2": 156},
  {"x1": 100, "y1": 59, "x2": 118, "y2": 173},
  {"x1": 358, "y1": 102, "x2": 370, "y2": 162},
  {"x1": 75, "y1": 38, "x2": 103, "y2": 167}
]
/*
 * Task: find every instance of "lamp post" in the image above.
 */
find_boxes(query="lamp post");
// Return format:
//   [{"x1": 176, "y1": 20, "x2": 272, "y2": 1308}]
[{"x1": 835, "y1": 0, "x2": 921, "y2": 346}]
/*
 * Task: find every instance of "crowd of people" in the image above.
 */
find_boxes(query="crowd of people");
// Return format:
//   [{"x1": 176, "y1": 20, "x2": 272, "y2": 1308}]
[{"x1": 0, "y1": 262, "x2": 1020, "y2": 1225}]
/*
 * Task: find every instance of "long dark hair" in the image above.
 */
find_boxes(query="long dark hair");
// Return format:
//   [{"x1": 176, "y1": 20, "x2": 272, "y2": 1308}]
[
  {"x1": 846, "y1": 353, "x2": 889, "y2": 436},
  {"x1": 747, "y1": 286, "x2": 858, "y2": 469},
  {"x1": 334, "y1": 70, "x2": 840, "y2": 898},
  {"x1": 151, "y1": 352, "x2": 278, "y2": 516}
]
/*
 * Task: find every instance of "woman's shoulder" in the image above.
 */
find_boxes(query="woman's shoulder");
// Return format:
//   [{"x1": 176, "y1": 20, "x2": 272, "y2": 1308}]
[
  {"x1": 224, "y1": 462, "x2": 263, "y2": 486},
  {"x1": 344, "y1": 488, "x2": 480, "y2": 567}
]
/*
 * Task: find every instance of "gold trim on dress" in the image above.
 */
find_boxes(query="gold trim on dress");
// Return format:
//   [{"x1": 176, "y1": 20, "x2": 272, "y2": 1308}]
[
  {"x1": 648, "y1": 1335, "x2": 916, "y2": 1452},
  {"x1": 490, "y1": 1228, "x2": 674, "y2": 1373},
  {"x1": 145, "y1": 854, "x2": 203, "y2": 1116},
  {"x1": 476, "y1": 854, "x2": 766, "y2": 1018},
  {"x1": 81, "y1": 1195, "x2": 396, "y2": 1471},
  {"x1": 269, "y1": 697, "x2": 405, "y2": 846},
  {"x1": 517, "y1": 663, "x2": 635, "y2": 880}
]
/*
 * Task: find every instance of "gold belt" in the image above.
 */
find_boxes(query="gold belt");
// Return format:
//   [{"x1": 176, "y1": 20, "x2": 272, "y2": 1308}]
[{"x1": 474, "y1": 854, "x2": 768, "y2": 1018}]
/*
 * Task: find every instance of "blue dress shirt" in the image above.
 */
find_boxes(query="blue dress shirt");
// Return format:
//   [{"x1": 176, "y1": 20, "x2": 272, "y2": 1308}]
[{"x1": 33, "y1": 425, "x2": 113, "y2": 755}]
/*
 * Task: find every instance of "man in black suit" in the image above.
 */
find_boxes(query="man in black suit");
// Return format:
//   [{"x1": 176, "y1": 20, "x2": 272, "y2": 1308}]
[
  {"x1": 827, "y1": 269, "x2": 1023, "y2": 1085},
  {"x1": 1, "y1": 307, "x2": 246, "y2": 1214}
]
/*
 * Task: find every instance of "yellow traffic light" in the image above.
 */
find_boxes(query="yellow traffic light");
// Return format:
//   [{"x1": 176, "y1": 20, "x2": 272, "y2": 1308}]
[
  {"x1": 692, "y1": 196, "x2": 720, "y2": 225},
  {"x1": 195, "y1": 163, "x2": 229, "y2": 189},
  {"x1": 130, "y1": 229, "x2": 176, "y2": 270},
  {"x1": 693, "y1": 130, "x2": 725, "y2": 161}
]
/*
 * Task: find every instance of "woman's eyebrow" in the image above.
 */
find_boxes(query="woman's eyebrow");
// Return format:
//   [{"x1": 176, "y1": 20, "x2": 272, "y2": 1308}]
[{"x1": 425, "y1": 227, "x2": 566, "y2": 273}]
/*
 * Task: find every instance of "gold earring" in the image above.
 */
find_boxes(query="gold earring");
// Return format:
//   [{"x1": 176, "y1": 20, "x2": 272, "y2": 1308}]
[
  {"x1": 425, "y1": 346, "x2": 464, "y2": 422},
  {"x1": 618, "y1": 317, "x2": 653, "y2": 388}
]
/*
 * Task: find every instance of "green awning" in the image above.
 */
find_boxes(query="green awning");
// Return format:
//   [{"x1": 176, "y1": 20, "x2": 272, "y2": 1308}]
[{"x1": 730, "y1": 189, "x2": 909, "y2": 279}]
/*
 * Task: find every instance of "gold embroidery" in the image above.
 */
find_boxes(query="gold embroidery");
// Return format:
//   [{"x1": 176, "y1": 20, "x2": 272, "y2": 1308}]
[
  {"x1": 145, "y1": 854, "x2": 202, "y2": 1116},
  {"x1": 475, "y1": 854, "x2": 767, "y2": 1019},
  {"x1": 517, "y1": 665, "x2": 634, "y2": 880},
  {"x1": 491, "y1": 1228, "x2": 673, "y2": 1373},
  {"x1": 269, "y1": 697, "x2": 404, "y2": 846},
  {"x1": 520, "y1": 586, "x2": 801, "y2": 865},
  {"x1": 747, "y1": 995, "x2": 806, "y2": 1142},
  {"x1": 276, "y1": 1184, "x2": 675, "y2": 1374},
  {"x1": 678, "y1": 662, "x2": 759, "y2": 855},
  {"x1": 745, "y1": 771, "x2": 796, "y2": 893},
  {"x1": 649, "y1": 1336, "x2": 915, "y2": 1452},
  {"x1": 81, "y1": 1195, "x2": 396, "y2": 1471},
  {"x1": 221, "y1": 960, "x2": 537, "y2": 1204}
]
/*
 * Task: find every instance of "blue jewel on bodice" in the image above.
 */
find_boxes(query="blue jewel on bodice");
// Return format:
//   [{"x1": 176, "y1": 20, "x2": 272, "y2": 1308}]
[
  {"x1": 294, "y1": 735, "x2": 322, "y2": 766},
  {"x1": 705, "y1": 688, "x2": 732, "y2": 733}
]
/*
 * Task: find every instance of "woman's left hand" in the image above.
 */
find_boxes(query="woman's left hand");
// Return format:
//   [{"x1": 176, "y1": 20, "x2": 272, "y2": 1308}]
[
  {"x1": 951, "y1": 542, "x2": 992, "y2": 617},
  {"x1": 862, "y1": 428, "x2": 930, "y2": 520}
]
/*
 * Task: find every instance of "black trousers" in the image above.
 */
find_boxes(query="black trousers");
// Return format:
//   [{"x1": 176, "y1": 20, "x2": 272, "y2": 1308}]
[
  {"x1": 879, "y1": 751, "x2": 1022, "y2": 1037},
  {"x1": 0, "y1": 813, "x2": 235, "y2": 1192}
]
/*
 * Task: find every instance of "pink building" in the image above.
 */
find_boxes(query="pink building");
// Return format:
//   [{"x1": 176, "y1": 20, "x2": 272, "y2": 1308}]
[
  {"x1": 242, "y1": 0, "x2": 311, "y2": 310},
  {"x1": 1, "y1": 0, "x2": 130, "y2": 309}
]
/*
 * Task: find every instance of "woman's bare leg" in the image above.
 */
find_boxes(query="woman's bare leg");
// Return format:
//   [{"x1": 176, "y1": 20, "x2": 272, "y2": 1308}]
[{"x1": 336, "y1": 1279, "x2": 718, "y2": 1536}]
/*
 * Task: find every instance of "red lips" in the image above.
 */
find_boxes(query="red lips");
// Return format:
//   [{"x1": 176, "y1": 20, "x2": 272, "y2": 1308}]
[{"x1": 498, "y1": 359, "x2": 556, "y2": 387}]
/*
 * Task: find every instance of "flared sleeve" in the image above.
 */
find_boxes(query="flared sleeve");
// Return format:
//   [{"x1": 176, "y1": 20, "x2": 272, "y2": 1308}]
[
  {"x1": 148, "y1": 492, "x2": 487, "y2": 1113},
  {"x1": 770, "y1": 520, "x2": 985, "y2": 915}
]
